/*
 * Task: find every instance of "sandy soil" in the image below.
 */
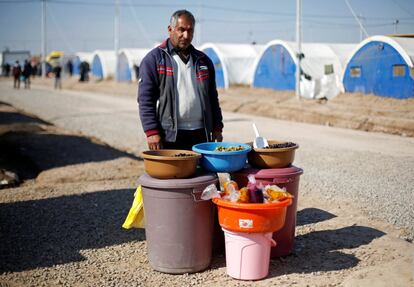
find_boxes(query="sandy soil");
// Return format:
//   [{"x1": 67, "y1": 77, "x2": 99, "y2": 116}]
[
  {"x1": 28, "y1": 77, "x2": 414, "y2": 138},
  {"x1": 0, "y1": 91, "x2": 413, "y2": 286}
]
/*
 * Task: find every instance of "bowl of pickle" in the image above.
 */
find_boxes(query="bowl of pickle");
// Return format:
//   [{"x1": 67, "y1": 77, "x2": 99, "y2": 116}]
[
  {"x1": 192, "y1": 142, "x2": 251, "y2": 172},
  {"x1": 247, "y1": 140, "x2": 299, "y2": 168},
  {"x1": 141, "y1": 149, "x2": 201, "y2": 179}
]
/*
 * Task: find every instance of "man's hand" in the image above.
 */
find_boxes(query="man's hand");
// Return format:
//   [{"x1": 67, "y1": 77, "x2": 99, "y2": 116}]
[
  {"x1": 147, "y1": 134, "x2": 163, "y2": 150},
  {"x1": 212, "y1": 131, "x2": 223, "y2": 142}
]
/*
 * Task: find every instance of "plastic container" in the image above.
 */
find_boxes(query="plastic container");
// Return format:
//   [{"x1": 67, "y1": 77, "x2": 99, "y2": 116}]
[
  {"x1": 212, "y1": 197, "x2": 292, "y2": 233},
  {"x1": 231, "y1": 165, "x2": 303, "y2": 257},
  {"x1": 246, "y1": 141, "x2": 299, "y2": 168},
  {"x1": 222, "y1": 228, "x2": 276, "y2": 280},
  {"x1": 192, "y1": 142, "x2": 251, "y2": 172},
  {"x1": 139, "y1": 171, "x2": 218, "y2": 274},
  {"x1": 141, "y1": 149, "x2": 201, "y2": 179}
]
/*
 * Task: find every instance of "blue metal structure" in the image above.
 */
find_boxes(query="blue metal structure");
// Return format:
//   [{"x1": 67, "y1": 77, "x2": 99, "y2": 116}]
[
  {"x1": 118, "y1": 53, "x2": 131, "y2": 82},
  {"x1": 203, "y1": 47, "x2": 226, "y2": 89},
  {"x1": 252, "y1": 44, "x2": 296, "y2": 90},
  {"x1": 343, "y1": 40, "x2": 414, "y2": 99},
  {"x1": 91, "y1": 55, "x2": 103, "y2": 79},
  {"x1": 72, "y1": 56, "x2": 81, "y2": 75}
]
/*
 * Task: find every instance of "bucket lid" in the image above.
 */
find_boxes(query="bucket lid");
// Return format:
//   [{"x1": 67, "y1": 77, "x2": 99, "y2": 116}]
[
  {"x1": 138, "y1": 170, "x2": 218, "y2": 189},
  {"x1": 233, "y1": 165, "x2": 303, "y2": 179}
]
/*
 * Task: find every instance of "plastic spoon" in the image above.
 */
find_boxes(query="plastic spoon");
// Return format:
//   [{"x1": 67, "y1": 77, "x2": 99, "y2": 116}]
[{"x1": 252, "y1": 123, "x2": 269, "y2": 149}]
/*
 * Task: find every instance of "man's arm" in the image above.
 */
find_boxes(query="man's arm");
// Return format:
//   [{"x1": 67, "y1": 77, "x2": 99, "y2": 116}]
[
  {"x1": 137, "y1": 52, "x2": 163, "y2": 149},
  {"x1": 206, "y1": 58, "x2": 223, "y2": 142}
]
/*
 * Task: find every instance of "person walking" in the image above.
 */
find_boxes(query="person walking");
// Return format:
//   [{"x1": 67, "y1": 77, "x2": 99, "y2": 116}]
[
  {"x1": 138, "y1": 9, "x2": 223, "y2": 150},
  {"x1": 66, "y1": 59, "x2": 73, "y2": 77},
  {"x1": 53, "y1": 63, "x2": 62, "y2": 89},
  {"x1": 22, "y1": 60, "x2": 33, "y2": 89},
  {"x1": 12, "y1": 61, "x2": 22, "y2": 89}
]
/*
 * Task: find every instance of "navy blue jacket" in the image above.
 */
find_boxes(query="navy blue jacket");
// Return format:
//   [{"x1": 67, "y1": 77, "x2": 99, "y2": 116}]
[{"x1": 138, "y1": 39, "x2": 223, "y2": 142}]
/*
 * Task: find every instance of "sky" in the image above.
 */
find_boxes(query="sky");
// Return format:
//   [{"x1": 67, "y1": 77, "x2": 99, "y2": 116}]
[{"x1": 0, "y1": 0, "x2": 413, "y2": 56}]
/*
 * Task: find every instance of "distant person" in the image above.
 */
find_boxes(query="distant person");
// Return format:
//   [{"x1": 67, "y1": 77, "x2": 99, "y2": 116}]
[
  {"x1": 12, "y1": 61, "x2": 22, "y2": 89},
  {"x1": 79, "y1": 61, "x2": 90, "y2": 82},
  {"x1": 138, "y1": 9, "x2": 223, "y2": 150},
  {"x1": 84, "y1": 61, "x2": 90, "y2": 81},
  {"x1": 66, "y1": 60, "x2": 73, "y2": 77},
  {"x1": 22, "y1": 60, "x2": 33, "y2": 89},
  {"x1": 3, "y1": 63, "x2": 11, "y2": 77},
  {"x1": 31, "y1": 62, "x2": 38, "y2": 77},
  {"x1": 53, "y1": 63, "x2": 62, "y2": 89},
  {"x1": 133, "y1": 64, "x2": 139, "y2": 81}
]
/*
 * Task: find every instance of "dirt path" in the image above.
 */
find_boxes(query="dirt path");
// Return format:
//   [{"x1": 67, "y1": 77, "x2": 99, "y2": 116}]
[{"x1": 0, "y1": 98, "x2": 413, "y2": 286}]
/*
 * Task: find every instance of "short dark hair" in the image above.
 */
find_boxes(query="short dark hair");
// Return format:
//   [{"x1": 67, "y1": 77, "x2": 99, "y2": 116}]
[{"x1": 170, "y1": 10, "x2": 195, "y2": 28}]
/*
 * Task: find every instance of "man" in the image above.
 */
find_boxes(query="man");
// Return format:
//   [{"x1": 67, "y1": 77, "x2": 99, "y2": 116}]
[
  {"x1": 22, "y1": 60, "x2": 33, "y2": 89},
  {"x1": 53, "y1": 63, "x2": 62, "y2": 89},
  {"x1": 12, "y1": 61, "x2": 22, "y2": 89},
  {"x1": 138, "y1": 10, "x2": 223, "y2": 150}
]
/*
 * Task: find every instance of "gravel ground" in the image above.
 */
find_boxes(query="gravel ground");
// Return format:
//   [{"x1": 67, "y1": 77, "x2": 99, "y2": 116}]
[{"x1": 0, "y1": 80, "x2": 413, "y2": 286}]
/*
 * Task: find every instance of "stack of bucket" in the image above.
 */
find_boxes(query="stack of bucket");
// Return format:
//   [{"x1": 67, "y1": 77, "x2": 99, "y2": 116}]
[
  {"x1": 136, "y1": 141, "x2": 303, "y2": 281},
  {"x1": 138, "y1": 172, "x2": 218, "y2": 274},
  {"x1": 232, "y1": 166, "x2": 303, "y2": 258},
  {"x1": 213, "y1": 196, "x2": 292, "y2": 280}
]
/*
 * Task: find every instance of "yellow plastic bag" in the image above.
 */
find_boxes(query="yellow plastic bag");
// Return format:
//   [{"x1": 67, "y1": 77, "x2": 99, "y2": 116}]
[{"x1": 122, "y1": 185, "x2": 145, "y2": 229}]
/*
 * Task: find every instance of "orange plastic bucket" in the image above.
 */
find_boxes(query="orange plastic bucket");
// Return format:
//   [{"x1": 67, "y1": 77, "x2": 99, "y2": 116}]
[{"x1": 212, "y1": 198, "x2": 292, "y2": 233}]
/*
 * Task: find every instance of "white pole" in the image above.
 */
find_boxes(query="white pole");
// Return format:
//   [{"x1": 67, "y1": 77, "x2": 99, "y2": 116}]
[
  {"x1": 114, "y1": 0, "x2": 120, "y2": 81},
  {"x1": 345, "y1": 0, "x2": 369, "y2": 40},
  {"x1": 41, "y1": 0, "x2": 47, "y2": 78},
  {"x1": 393, "y1": 19, "x2": 399, "y2": 34},
  {"x1": 295, "y1": 0, "x2": 302, "y2": 100},
  {"x1": 197, "y1": 2, "x2": 202, "y2": 47}
]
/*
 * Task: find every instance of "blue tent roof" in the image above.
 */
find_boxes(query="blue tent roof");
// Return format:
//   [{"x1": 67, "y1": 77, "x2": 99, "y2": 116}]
[
  {"x1": 202, "y1": 47, "x2": 227, "y2": 89},
  {"x1": 343, "y1": 36, "x2": 414, "y2": 99},
  {"x1": 252, "y1": 43, "x2": 296, "y2": 91}
]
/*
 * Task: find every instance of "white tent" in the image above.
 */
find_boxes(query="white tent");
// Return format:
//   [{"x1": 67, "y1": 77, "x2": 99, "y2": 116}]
[
  {"x1": 252, "y1": 40, "x2": 356, "y2": 99},
  {"x1": 199, "y1": 43, "x2": 264, "y2": 89},
  {"x1": 118, "y1": 48, "x2": 150, "y2": 82},
  {"x1": 91, "y1": 50, "x2": 116, "y2": 79}
]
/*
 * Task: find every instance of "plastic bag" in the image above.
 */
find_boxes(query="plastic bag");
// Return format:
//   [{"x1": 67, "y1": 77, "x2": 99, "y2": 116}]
[
  {"x1": 247, "y1": 174, "x2": 264, "y2": 203},
  {"x1": 264, "y1": 184, "x2": 293, "y2": 202},
  {"x1": 201, "y1": 183, "x2": 221, "y2": 200},
  {"x1": 122, "y1": 185, "x2": 145, "y2": 229}
]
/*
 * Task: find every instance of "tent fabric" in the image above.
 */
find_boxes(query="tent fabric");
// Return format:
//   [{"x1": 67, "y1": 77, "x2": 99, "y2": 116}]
[
  {"x1": 73, "y1": 52, "x2": 93, "y2": 75},
  {"x1": 342, "y1": 35, "x2": 414, "y2": 99},
  {"x1": 199, "y1": 43, "x2": 264, "y2": 89},
  {"x1": 118, "y1": 48, "x2": 150, "y2": 82},
  {"x1": 91, "y1": 50, "x2": 116, "y2": 79},
  {"x1": 252, "y1": 40, "x2": 355, "y2": 98}
]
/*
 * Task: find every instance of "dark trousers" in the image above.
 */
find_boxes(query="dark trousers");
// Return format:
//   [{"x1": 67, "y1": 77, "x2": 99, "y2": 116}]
[
  {"x1": 13, "y1": 77, "x2": 20, "y2": 89},
  {"x1": 163, "y1": 129, "x2": 208, "y2": 150}
]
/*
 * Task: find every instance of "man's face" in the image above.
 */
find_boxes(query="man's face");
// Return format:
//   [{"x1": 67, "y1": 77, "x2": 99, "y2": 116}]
[{"x1": 168, "y1": 15, "x2": 194, "y2": 50}]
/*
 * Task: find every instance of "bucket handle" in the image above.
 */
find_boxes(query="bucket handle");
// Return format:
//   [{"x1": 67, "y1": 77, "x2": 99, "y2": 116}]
[
  {"x1": 272, "y1": 178, "x2": 293, "y2": 184},
  {"x1": 269, "y1": 238, "x2": 277, "y2": 247}
]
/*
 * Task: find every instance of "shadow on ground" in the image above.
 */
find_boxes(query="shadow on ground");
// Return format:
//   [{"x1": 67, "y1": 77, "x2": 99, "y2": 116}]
[
  {"x1": 266, "y1": 208, "x2": 385, "y2": 276},
  {"x1": 0, "y1": 188, "x2": 145, "y2": 273},
  {"x1": 0, "y1": 103, "x2": 140, "y2": 181},
  {"x1": 297, "y1": 207, "x2": 337, "y2": 226}
]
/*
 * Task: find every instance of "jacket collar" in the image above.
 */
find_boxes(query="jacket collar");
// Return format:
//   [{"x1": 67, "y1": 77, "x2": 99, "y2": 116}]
[{"x1": 159, "y1": 38, "x2": 204, "y2": 61}]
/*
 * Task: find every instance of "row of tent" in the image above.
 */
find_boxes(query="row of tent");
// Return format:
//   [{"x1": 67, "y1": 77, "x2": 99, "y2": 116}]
[
  {"x1": 76, "y1": 35, "x2": 413, "y2": 99},
  {"x1": 72, "y1": 48, "x2": 150, "y2": 81}
]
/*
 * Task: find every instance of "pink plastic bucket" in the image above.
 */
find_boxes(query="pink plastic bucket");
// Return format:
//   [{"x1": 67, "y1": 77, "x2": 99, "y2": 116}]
[{"x1": 223, "y1": 228, "x2": 276, "y2": 280}]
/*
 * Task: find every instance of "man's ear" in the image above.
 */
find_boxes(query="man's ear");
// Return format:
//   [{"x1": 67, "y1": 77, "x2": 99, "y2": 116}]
[{"x1": 168, "y1": 25, "x2": 172, "y2": 33}]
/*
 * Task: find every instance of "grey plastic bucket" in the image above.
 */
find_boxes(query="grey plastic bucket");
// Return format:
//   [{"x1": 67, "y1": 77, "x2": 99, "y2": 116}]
[{"x1": 139, "y1": 171, "x2": 218, "y2": 274}]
